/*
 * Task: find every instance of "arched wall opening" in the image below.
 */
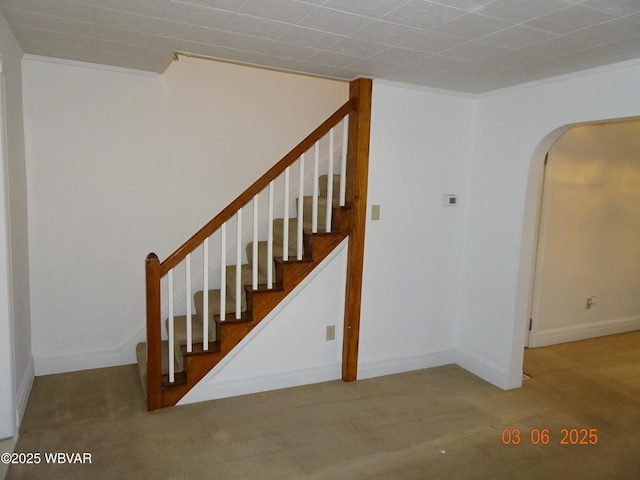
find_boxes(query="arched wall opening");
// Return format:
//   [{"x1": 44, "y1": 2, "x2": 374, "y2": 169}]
[
  {"x1": 528, "y1": 119, "x2": 640, "y2": 348},
  {"x1": 514, "y1": 115, "x2": 640, "y2": 377},
  {"x1": 422, "y1": 62, "x2": 640, "y2": 392}
]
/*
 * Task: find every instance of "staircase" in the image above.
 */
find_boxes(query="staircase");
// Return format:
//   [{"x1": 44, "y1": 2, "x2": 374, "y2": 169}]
[{"x1": 136, "y1": 78, "x2": 372, "y2": 411}]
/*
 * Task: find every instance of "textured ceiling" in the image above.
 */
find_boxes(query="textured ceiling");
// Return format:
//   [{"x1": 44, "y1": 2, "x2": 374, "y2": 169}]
[{"x1": 1, "y1": 0, "x2": 640, "y2": 94}]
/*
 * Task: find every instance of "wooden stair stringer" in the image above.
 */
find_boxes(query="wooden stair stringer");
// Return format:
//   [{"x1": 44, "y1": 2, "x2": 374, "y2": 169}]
[
  {"x1": 159, "y1": 207, "x2": 351, "y2": 408},
  {"x1": 160, "y1": 342, "x2": 223, "y2": 407}
]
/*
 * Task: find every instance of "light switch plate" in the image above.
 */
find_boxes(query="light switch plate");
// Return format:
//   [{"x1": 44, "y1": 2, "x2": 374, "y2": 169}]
[{"x1": 371, "y1": 204, "x2": 380, "y2": 220}]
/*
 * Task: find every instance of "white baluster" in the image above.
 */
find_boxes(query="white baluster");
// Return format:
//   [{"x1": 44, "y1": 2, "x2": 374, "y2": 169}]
[
  {"x1": 326, "y1": 128, "x2": 334, "y2": 232},
  {"x1": 283, "y1": 167, "x2": 290, "y2": 261},
  {"x1": 186, "y1": 253, "x2": 192, "y2": 353},
  {"x1": 340, "y1": 116, "x2": 348, "y2": 207},
  {"x1": 297, "y1": 154, "x2": 304, "y2": 260},
  {"x1": 312, "y1": 141, "x2": 319, "y2": 233},
  {"x1": 267, "y1": 181, "x2": 274, "y2": 289},
  {"x1": 252, "y1": 195, "x2": 258, "y2": 290},
  {"x1": 203, "y1": 238, "x2": 208, "y2": 350},
  {"x1": 236, "y1": 210, "x2": 242, "y2": 319},
  {"x1": 168, "y1": 269, "x2": 175, "y2": 383},
  {"x1": 220, "y1": 223, "x2": 226, "y2": 323}
]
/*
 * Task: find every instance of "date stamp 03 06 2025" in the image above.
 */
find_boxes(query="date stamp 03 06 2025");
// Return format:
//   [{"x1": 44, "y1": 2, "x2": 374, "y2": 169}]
[{"x1": 501, "y1": 428, "x2": 599, "y2": 446}]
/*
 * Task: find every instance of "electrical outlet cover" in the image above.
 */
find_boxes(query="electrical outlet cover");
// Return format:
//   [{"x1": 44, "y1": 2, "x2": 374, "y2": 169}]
[{"x1": 326, "y1": 325, "x2": 335, "y2": 341}]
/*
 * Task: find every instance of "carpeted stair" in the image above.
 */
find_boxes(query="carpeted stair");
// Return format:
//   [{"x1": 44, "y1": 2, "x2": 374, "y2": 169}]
[{"x1": 136, "y1": 174, "x2": 346, "y2": 402}]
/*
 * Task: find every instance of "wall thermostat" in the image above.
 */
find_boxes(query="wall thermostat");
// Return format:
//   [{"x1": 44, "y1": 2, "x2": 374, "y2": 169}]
[{"x1": 444, "y1": 194, "x2": 458, "y2": 206}]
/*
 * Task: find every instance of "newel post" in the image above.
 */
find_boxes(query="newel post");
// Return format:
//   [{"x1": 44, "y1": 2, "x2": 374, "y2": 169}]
[
  {"x1": 145, "y1": 253, "x2": 162, "y2": 411},
  {"x1": 342, "y1": 78, "x2": 372, "y2": 382}
]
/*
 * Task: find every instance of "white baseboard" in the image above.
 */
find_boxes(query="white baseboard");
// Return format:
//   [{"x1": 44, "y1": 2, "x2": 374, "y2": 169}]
[
  {"x1": 455, "y1": 349, "x2": 509, "y2": 390},
  {"x1": 360, "y1": 348, "x2": 513, "y2": 391},
  {"x1": 15, "y1": 355, "x2": 34, "y2": 426},
  {"x1": 182, "y1": 345, "x2": 509, "y2": 405},
  {"x1": 34, "y1": 350, "x2": 128, "y2": 376},
  {"x1": 178, "y1": 364, "x2": 342, "y2": 405},
  {"x1": 531, "y1": 316, "x2": 640, "y2": 347},
  {"x1": 357, "y1": 348, "x2": 456, "y2": 380},
  {"x1": 1, "y1": 436, "x2": 17, "y2": 480},
  {"x1": 182, "y1": 346, "x2": 508, "y2": 405},
  {"x1": 34, "y1": 324, "x2": 145, "y2": 375}
]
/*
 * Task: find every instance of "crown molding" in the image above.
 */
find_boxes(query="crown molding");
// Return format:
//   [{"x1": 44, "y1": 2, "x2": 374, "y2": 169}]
[{"x1": 22, "y1": 54, "x2": 159, "y2": 78}]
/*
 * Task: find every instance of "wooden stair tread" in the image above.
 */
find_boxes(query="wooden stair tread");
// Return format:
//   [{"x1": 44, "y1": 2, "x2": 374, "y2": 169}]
[
  {"x1": 216, "y1": 311, "x2": 254, "y2": 323},
  {"x1": 180, "y1": 341, "x2": 221, "y2": 356},
  {"x1": 246, "y1": 281, "x2": 285, "y2": 293}
]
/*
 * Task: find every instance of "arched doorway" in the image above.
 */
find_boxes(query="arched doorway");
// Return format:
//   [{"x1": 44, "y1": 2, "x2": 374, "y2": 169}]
[{"x1": 528, "y1": 119, "x2": 640, "y2": 348}]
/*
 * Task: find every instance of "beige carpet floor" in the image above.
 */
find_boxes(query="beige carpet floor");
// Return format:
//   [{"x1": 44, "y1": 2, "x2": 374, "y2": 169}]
[{"x1": 7, "y1": 331, "x2": 640, "y2": 479}]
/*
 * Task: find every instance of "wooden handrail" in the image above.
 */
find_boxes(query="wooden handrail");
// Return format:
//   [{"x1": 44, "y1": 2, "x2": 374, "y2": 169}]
[{"x1": 159, "y1": 97, "x2": 357, "y2": 275}]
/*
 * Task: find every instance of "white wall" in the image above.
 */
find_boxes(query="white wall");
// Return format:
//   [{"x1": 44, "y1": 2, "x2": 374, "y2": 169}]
[
  {"x1": 22, "y1": 55, "x2": 348, "y2": 375},
  {"x1": 358, "y1": 82, "x2": 474, "y2": 378},
  {"x1": 458, "y1": 61, "x2": 640, "y2": 389},
  {"x1": 0, "y1": 47, "x2": 15, "y2": 444},
  {"x1": 0, "y1": 9, "x2": 32, "y2": 441},
  {"x1": 531, "y1": 121, "x2": 640, "y2": 346}
]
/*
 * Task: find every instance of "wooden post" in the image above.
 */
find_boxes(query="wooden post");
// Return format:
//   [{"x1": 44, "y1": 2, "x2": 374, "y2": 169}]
[
  {"x1": 342, "y1": 78, "x2": 372, "y2": 381},
  {"x1": 145, "y1": 253, "x2": 162, "y2": 411}
]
